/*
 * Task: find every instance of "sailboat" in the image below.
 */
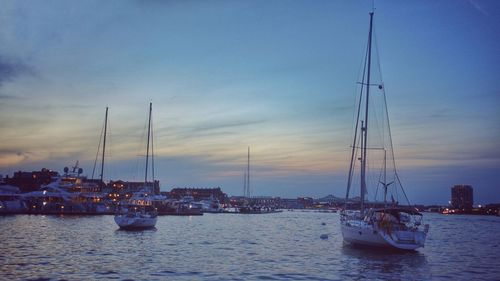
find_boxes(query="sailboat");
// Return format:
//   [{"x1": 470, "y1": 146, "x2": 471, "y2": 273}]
[
  {"x1": 114, "y1": 102, "x2": 158, "y2": 230},
  {"x1": 340, "y1": 11, "x2": 429, "y2": 250},
  {"x1": 238, "y1": 147, "x2": 281, "y2": 214}
]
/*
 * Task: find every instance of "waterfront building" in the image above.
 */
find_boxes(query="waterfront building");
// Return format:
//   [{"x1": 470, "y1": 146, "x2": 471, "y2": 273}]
[
  {"x1": 248, "y1": 196, "x2": 281, "y2": 207},
  {"x1": 5, "y1": 168, "x2": 59, "y2": 192},
  {"x1": 169, "y1": 187, "x2": 227, "y2": 203},
  {"x1": 451, "y1": 185, "x2": 473, "y2": 210},
  {"x1": 280, "y1": 198, "x2": 300, "y2": 209},
  {"x1": 297, "y1": 197, "x2": 314, "y2": 208},
  {"x1": 108, "y1": 180, "x2": 160, "y2": 202}
]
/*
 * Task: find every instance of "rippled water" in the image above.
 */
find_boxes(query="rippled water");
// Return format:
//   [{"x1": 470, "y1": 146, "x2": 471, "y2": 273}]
[{"x1": 1, "y1": 212, "x2": 499, "y2": 280}]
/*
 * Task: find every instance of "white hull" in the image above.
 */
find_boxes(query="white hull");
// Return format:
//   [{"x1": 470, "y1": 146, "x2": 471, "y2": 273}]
[
  {"x1": 0, "y1": 200, "x2": 26, "y2": 214},
  {"x1": 341, "y1": 220, "x2": 426, "y2": 250},
  {"x1": 114, "y1": 214, "x2": 157, "y2": 230}
]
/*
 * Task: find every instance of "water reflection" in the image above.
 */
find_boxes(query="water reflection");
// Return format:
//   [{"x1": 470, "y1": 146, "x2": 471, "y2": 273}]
[
  {"x1": 115, "y1": 227, "x2": 158, "y2": 233},
  {"x1": 341, "y1": 243, "x2": 429, "y2": 280}
]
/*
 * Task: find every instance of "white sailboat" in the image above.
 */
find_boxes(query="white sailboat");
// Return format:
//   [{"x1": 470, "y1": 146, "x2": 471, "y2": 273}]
[
  {"x1": 340, "y1": 11, "x2": 429, "y2": 250},
  {"x1": 114, "y1": 102, "x2": 158, "y2": 230}
]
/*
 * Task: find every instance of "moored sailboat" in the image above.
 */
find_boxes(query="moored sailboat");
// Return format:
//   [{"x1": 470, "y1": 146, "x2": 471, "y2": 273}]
[
  {"x1": 340, "y1": 11, "x2": 428, "y2": 250},
  {"x1": 114, "y1": 103, "x2": 158, "y2": 229}
]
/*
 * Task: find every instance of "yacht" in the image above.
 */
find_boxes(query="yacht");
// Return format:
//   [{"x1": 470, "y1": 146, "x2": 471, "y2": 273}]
[
  {"x1": 0, "y1": 185, "x2": 26, "y2": 214},
  {"x1": 340, "y1": 11, "x2": 429, "y2": 250}
]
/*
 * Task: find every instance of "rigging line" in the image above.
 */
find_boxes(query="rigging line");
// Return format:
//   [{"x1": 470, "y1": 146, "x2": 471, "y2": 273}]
[
  {"x1": 351, "y1": 39, "x2": 369, "y2": 137},
  {"x1": 100, "y1": 107, "x2": 108, "y2": 183},
  {"x1": 381, "y1": 69, "x2": 402, "y2": 196},
  {"x1": 132, "y1": 115, "x2": 147, "y2": 181},
  {"x1": 345, "y1": 42, "x2": 369, "y2": 206},
  {"x1": 373, "y1": 28, "x2": 385, "y2": 89},
  {"x1": 395, "y1": 171, "x2": 412, "y2": 206},
  {"x1": 367, "y1": 28, "x2": 386, "y2": 150},
  {"x1": 374, "y1": 154, "x2": 385, "y2": 200},
  {"x1": 374, "y1": 26, "x2": 393, "y2": 166},
  {"x1": 106, "y1": 118, "x2": 114, "y2": 180},
  {"x1": 91, "y1": 118, "x2": 105, "y2": 180},
  {"x1": 373, "y1": 27, "x2": 387, "y2": 150},
  {"x1": 374, "y1": 24, "x2": 410, "y2": 207}
]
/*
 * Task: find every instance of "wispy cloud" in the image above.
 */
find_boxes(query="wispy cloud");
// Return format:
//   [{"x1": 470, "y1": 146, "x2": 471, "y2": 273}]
[
  {"x1": 0, "y1": 149, "x2": 30, "y2": 167},
  {"x1": 0, "y1": 55, "x2": 33, "y2": 87},
  {"x1": 190, "y1": 118, "x2": 268, "y2": 133},
  {"x1": 0, "y1": 94, "x2": 24, "y2": 100}
]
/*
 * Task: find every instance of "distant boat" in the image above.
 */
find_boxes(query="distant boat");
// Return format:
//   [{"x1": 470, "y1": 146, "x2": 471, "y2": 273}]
[
  {"x1": 115, "y1": 191, "x2": 158, "y2": 229},
  {"x1": 340, "y1": 11, "x2": 428, "y2": 250},
  {"x1": 198, "y1": 196, "x2": 223, "y2": 213},
  {"x1": 154, "y1": 195, "x2": 203, "y2": 216},
  {"x1": 23, "y1": 162, "x2": 110, "y2": 215},
  {"x1": 0, "y1": 185, "x2": 26, "y2": 214},
  {"x1": 24, "y1": 108, "x2": 112, "y2": 215},
  {"x1": 236, "y1": 147, "x2": 281, "y2": 214},
  {"x1": 114, "y1": 103, "x2": 158, "y2": 229},
  {"x1": 238, "y1": 205, "x2": 282, "y2": 214}
]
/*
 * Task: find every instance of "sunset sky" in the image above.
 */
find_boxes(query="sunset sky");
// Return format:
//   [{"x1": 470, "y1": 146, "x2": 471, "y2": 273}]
[{"x1": 0, "y1": 0, "x2": 499, "y2": 205}]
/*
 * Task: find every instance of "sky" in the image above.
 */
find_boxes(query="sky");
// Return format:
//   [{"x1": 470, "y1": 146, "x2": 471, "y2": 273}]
[{"x1": 0, "y1": 0, "x2": 499, "y2": 205}]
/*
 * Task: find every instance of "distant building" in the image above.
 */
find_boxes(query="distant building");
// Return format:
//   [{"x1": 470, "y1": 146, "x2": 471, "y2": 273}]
[
  {"x1": 280, "y1": 198, "x2": 300, "y2": 209},
  {"x1": 169, "y1": 187, "x2": 227, "y2": 203},
  {"x1": 228, "y1": 195, "x2": 280, "y2": 208},
  {"x1": 109, "y1": 180, "x2": 160, "y2": 197},
  {"x1": 297, "y1": 197, "x2": 314, "y2": 209},
  {"x1": 248, "y1": 196, "x2": 281, "y2": 207},
  {"x1": 451, "y1": 185, "x2": 473, "y2": 210},
  {"x1": 5, "y1": 168, "x2": 59, "y2": 192}
]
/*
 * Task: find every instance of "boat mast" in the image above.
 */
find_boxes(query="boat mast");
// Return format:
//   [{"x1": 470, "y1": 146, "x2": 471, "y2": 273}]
[
  {"x1": 360, "y1": 11, "x2": 374, "y2": 215},
  {"x1": 145, "y1": 102, "x2": 152, "y2": 185},
  {"x1": 151, "y1": 111, "x2": 155, "y2": 184},
  {"x1": 243, "y1": 170, "x2": 247, "y2": 196},
  {"x1": 247, "y1": 146, "x2": 250, "y2": 197},
  {"x1": 345, "y1": 41, "x2": 369, "y2": 209},
  {"x1": 100, "y1": 107, "x2": 108, "y2": 183}
]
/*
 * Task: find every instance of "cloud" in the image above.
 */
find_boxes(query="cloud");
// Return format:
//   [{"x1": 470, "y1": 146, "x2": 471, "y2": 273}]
[
  {"x1": 0, "y1": 55, "x2": 33, "y2": 87},
  {"x1": 0, "y1": 94, "x2": 23, "y2": 100},
  {"x1": 190, "y1": 118, "x2": 267, "y2": 132},
  {"x1": 0, "y1": 150, "x2": 30, "y2": 167}
]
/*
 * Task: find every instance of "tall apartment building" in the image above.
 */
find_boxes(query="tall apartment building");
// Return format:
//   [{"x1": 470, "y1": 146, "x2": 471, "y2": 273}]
[{"x1": 451, "y1": 185, "x2": 473, "y2": 210}]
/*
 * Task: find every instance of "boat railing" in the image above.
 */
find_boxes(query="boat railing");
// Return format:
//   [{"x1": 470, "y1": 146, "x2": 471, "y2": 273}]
[{"x1": 340, "y1": 210, "x2": 363, "y2": 222}]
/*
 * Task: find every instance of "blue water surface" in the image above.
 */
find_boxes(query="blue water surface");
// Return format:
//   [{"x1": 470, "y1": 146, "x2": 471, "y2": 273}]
[{"x1": 1, "y1": 211, "x2": 499, "y2": 280}]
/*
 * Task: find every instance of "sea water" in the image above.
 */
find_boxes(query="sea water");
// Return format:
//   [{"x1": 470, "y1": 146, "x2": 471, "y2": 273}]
[{"x1": 1, "y1": 211, "x2": 499, "y2": 280}]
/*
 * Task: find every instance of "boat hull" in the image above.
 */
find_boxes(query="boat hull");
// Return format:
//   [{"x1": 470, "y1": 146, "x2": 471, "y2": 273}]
[
  {"x1": 0, "y1": 200, "x2": 26, "y2": 214},
  {"x1": 114, "y1": 214, "x2": 157, "y2": 230},
  {"x1": 341, "y1": 222, "x2": 426, "y2": 250},
  {"x1": 341, "y1": 222, "x2": 388, "y2": 248}
]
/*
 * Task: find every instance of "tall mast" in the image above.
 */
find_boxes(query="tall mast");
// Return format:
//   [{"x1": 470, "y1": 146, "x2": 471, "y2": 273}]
[
  {"x1": 145, "y1": 102, "x2": 152, "y2": 185},
  {"x1": 243, "y1": 171, "x2": 247, "y2": 196},
  {"x1": 345, "y1": 49, "x2": 368, "y2": 208},
  {"x1": 360, "y1": 11, "x2": 374, "y2": 215},
  {"x1": 100, "y1": 107, "x2": 108, "y2": 183},
  {"x1": 247, "y1": 146, "x2": 250, "y2": 197}
]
